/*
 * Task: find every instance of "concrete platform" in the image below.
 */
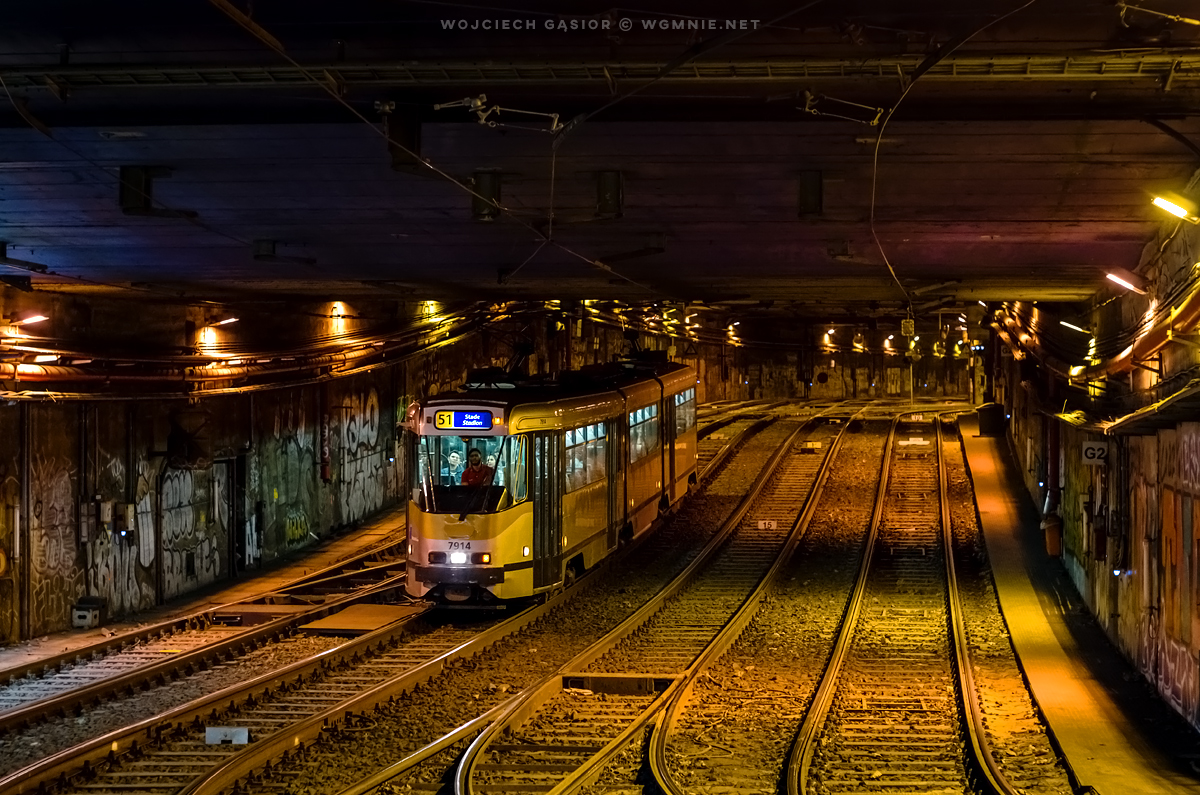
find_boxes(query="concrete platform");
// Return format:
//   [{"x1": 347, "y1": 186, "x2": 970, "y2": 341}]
[
  {"x1": 960, "y1": 414, "x2": 1200, "y2": 794},
  {"x1": 0, "y1": 505, "x2": 405, "y2": 671}
]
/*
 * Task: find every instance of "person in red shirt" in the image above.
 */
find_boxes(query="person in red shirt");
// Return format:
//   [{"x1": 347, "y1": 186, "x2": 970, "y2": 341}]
[{"x1": 460, "y1": 448, "x2": 495, "y2": 487}]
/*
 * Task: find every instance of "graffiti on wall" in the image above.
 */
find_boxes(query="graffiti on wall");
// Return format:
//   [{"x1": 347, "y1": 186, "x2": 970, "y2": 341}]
[
  {"x1": 338, "y1": 388, "x2": 394, "y2": 524},
  {"x1": 89, "y1": 535, "x2": 154, "y2": 617},
  {"x1": 85, "y1": 459, "x2": 157, "y2": 618},
  {"x1": 1179, "y1": 422, "x2": 1200, "y2": 494},
  {"x1": 285, "y1": 511, "x2": 309, "y2": 545},
  {"x1": 263, "y1": 392, "x2": 316, "y2": 553},
  {"x1": 1139, "y1": 614, "x2": 1200, "y2": 728},
  {"x1": 160, "y1": 468, "x2": 224, "y2": 600},
  {"x1": 28, "y1": 454, "x2": 82, "y2": 635}
]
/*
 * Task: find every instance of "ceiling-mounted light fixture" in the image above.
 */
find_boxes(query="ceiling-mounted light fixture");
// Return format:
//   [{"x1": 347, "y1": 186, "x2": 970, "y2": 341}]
[
  {"x1": 212, "y1": 317, "x2": 239, "y2": 326},
  {"x1": 10, "y1": 313, "x2": 47, "y2": 325},
  {"x1": 1060, "y1": 320, "x2": 1090, "y2": 334},
  {"x1": 1152, "y1": 192, "x2": 1200, "y2": 224},
  {"x1": 1106, "y1": 267, "x2": 1148, "y2": 295}
]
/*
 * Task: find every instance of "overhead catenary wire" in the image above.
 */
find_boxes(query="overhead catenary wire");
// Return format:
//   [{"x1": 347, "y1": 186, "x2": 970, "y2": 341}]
[
  {"x1": 868, "y1": 0, "x2": 1040, "y2": 313},
  {"x1": 0, "y1": 73, "x2": 248, "y2": 306},
  {"x1": 555, "y1": 0, "x2": 828, "y2": 138},
  {"x1": 205, "y1": 0, "x2": 655, "y2": 294}
]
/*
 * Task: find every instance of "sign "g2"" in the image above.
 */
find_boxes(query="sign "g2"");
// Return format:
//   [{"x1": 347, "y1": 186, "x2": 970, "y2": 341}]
[{"x1": 1082, "y1": 441, "x2": 1108, "y2": 465}]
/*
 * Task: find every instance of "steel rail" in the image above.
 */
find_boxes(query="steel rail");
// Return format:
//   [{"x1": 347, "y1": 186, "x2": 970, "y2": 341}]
[
  {"x1": 698, "y1": 416, "x2": 770, "y2": 481},
  {"x1": 787, "y1": 411, "x2": 1021, "y2": 795},
  {"x1": 0, "y1": 600, "x2": 444, "y2": 795},
  {"x1": 937, "y1": 413, "x2": 1025, "y2": 795},
  {"x1": 647, "y1": 408, "x2": 855, "y2": 795},
  {"x1": 0, "y1": 575, "x2": 414, "y2": 738},
  {"x1": 180, "y1": 417, "x2": 786, "y2": 795},
  {"x1": 454, "y1": 423, "x2": 810, "y2": 795},
  {"x1": 0, "y1": 533, "x2": 407, "y2": 684},
  {"x1": 0, "y1": 539, "x2": 410, "y2": 728},
  {"x1": 785, "y1": 413, "x2": 902, "y2": 795},
  {"x1": 327, "y1": 415, "x2": 788, "y2": 795}
]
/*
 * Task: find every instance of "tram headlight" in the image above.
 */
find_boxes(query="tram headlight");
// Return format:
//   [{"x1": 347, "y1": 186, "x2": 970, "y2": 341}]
[
  {"x1": 450, "y1": 551, "x2": 468, "y2": 565},
  {"x1": 522, "y1": 546, "x2": 530, "y2": 557}
]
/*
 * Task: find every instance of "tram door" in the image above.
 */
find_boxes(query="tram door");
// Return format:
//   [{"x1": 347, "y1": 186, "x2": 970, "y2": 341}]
[
  {"x1": 606, "y1": 417, "x2": 621, "y2": 549},
  {"x1": 531, "y1": 432, "x2": 564, "y2": 588},
  {"x1": 662, "y1": 398, "x2": 676, "y2": 495}
]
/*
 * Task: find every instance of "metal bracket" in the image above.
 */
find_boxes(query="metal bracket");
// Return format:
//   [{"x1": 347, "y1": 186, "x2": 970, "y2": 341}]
[
  {"x1": 1167, "y1": 328, "x2": 1200, "y2": 349},
  {"x1": 1131, "y1": 359, "x2": 1161, "y2": 375},
  {"x1": 434, "y1": 93, "x2": 562, "y2": 133},
  {"x1": 802, "y1": 91, "x2": 885, "y2": 126}
]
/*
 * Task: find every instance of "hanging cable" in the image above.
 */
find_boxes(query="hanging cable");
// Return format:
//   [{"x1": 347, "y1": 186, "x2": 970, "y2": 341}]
[
  {"x1": 205, "y1": 0, "x2": 654, "y2": 293},
  {"x1": 868, "y1": 0, "x2": 1040, "y2": 313}
]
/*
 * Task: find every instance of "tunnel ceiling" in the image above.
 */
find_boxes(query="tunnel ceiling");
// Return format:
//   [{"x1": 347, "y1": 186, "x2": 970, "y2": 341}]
[{"x1": 1, "y1": 0, "x2": 1199, "y2": 322}]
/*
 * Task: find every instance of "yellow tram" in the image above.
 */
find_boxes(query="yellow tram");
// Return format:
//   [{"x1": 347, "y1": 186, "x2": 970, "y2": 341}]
[{"x1": 404, "y1": 359, "x2": 697, "y2": 604}]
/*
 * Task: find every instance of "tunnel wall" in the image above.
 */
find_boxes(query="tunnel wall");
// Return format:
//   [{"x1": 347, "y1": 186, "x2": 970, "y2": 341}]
[
  {"x1": 0, "y1": 308, "x2": 755, "y2": 641},
  {"x1": 1000, "y1": 350, "x2": 1200, "y2": 731},
  {"x1": 0, "y1": 372, "x2": 407, "y2": 640}
]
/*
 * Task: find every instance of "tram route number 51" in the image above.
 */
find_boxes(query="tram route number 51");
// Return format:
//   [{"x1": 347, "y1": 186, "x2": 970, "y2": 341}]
[{"x1": 1082, "y1": 441, "x2": 1109, "y2": 466}]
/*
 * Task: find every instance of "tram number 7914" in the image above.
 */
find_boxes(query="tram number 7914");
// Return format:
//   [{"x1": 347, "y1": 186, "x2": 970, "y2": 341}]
[{"x1": 448, "y1": 541, "x2": 472, "y2": 551}]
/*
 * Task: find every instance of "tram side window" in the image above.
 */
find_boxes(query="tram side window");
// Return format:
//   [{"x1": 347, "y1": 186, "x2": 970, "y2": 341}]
[
  {"x1": 565, "y1": 422, "x2": 607, "y2": 492},
  {"x1": 629, "y1": 405, "x2": 660, "y2": 463},
  {"x1": 674, "y1": 388, "x2": 696, "y2": 435}
]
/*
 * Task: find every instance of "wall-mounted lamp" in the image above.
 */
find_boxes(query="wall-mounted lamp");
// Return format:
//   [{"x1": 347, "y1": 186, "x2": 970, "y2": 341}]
[
  {"x1": 1106, "y1": 267, "x2": 1148, "y2": 295},
  {"x1": 1152, "y1": 192, "x2": 1200, "y2": 224},
  {"x1": 212, "y1": 317, "x2": 239, "y2": 326},
  {"x1": 8, "y1": 313, "x2": 47, "y2": 326}
]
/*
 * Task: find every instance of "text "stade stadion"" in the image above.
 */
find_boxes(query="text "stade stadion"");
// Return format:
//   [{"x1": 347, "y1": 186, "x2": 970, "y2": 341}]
[{"x1": 441, "y1": 19, "x2": 762, "y2": 32}]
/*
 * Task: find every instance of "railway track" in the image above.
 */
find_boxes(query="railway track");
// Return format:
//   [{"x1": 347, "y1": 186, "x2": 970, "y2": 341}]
[
  {"x1": 3, "y1": 408, "x2": 790, "y2": 795},
  {"x1": 648, "y1": 417, "x2": 894, "y2": 795},
  {"x1": 220, "y1": 416, "x2": 809, "y2": 795},
  {"x1": 697, "y1": 416, "x2": 768, "y2": 479},
  {"x1": 0, "y1": 606, "x2": 527, "y2": 795},
  {"x1": 0, "y1": 540, "x2": 414, "y2": 746},
  {"x1": 788, "y1": 412, "x2": 1020, "y2": 795},
  {"x1": 452, "y1": 418, "x2": 841, "y2": 795}
]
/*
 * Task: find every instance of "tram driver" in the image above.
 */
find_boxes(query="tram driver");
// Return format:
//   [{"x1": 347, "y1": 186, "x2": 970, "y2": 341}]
[{"x1": 461, "y1": 448, "x2": 495, "y2": 487}]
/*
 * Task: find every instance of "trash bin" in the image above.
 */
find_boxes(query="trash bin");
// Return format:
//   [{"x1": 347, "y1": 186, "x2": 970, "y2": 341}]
[
  {"x1": 1041, "y1": 514, "x2": 1062, "y2": 557},
  {"x1": 977, "y1": 402, "x2": 1006, "y2": 436}
]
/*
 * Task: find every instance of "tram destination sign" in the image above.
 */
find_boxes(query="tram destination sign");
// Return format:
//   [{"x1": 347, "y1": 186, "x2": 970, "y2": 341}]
[{"x1": 435, "y1": 410, "x2": 494, "y2": 431}]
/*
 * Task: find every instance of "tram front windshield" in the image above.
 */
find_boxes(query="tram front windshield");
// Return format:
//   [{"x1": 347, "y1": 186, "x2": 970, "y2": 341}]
[{"x1": 414, "y1": 434, "x2": 528, "y2": 514}]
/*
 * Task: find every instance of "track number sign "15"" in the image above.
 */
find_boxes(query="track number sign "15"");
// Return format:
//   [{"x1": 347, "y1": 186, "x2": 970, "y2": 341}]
[{"x1": 1082, "y1": 441, "x2": 1109, "y2": 465}]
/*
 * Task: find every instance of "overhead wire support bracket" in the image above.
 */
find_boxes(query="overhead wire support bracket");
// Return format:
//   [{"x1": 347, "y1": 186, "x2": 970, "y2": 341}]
[
  {"x1": 1117, "y1": 2, "x2": 1200, "y2": 27},
  {"x1": 434, "y1": 93, "x2": 562, "y2": 133},
  {"x1": 802, "y1": 91, "x2": 884, "y2": 126}
]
